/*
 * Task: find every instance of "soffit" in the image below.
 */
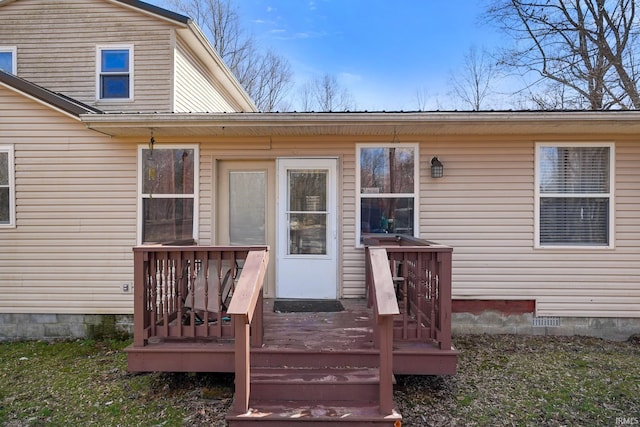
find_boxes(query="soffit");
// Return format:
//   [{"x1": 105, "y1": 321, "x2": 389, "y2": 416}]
[{"x1": 82, "y1": 111, "x2": 640, "y2": 138}]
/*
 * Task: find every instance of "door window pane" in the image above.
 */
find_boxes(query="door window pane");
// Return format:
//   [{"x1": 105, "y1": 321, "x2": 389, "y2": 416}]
[
  {"x1": 288, "y1": 170, "x2": 326, "y2": 211},
  {"x1": 287, "y1": 169, "x2": 328, "y2": 255},
  {"x1": 289, "y1": 213, "x2": 326, "y2": 255},
  {"x1": 229, "y1": 171, "x2": 266, "y2": 245}
]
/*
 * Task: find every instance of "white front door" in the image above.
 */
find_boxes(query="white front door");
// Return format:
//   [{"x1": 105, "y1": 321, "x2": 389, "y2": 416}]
[{"x1": 276, "y1": 158, "x2": 337, "y2": 299}]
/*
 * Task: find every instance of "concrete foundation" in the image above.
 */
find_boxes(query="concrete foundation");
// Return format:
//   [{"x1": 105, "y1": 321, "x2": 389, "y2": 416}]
[
  {"x1": 0, "y1": 311, "x2": 637, "y2": 342},
  {"x1": 0, "y1": 313, "x2": 133, "y2": 341},
  {"x1": 453, "y1": 312, "x2": 640, "y2": 341}
]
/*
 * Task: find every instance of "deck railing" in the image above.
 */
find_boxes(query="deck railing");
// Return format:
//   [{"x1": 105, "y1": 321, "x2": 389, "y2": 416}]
[
  {"x1": 131, "y1": 245, "x2": 269, "y2": 348},
  {"x1": 226, "y1": 249, "x2": 270, "y2": 413},
  {"x1": 365, "y1": 235, "x2": 453, "y2": 351},
  {"x1": 365, "y1": 247, "x2": 400, "y2": 415}
]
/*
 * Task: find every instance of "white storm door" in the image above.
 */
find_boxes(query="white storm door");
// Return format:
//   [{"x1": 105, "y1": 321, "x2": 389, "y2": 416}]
[{"x1": 277, "y1": 158, "x2": 337, "y2": 299}]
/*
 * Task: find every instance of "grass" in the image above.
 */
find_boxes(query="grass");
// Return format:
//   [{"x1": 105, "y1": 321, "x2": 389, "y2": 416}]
[{"x1": 0, "y1": 334, "x2": 638, "y2": 426}]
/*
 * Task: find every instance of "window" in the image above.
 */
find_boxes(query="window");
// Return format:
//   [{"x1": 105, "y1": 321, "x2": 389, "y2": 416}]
[
  {"x1": 356, "y1": 144, "x2": 418, "y2": 244},
  {"x1": 0, "y1": 47, "x2": 16, "y2": 74},
  {"x1": 0, "y1": 145, "x2": 15, "y2": 228},
  {"x1": 97, "y1": 45, "x2": 133, "y2": 100},
  {"x1": 536, "y1": 143, "x2": 614, "y2": 248},
  {"x1": 139, "y1": 146, "x2": 198, "y2": 244}
]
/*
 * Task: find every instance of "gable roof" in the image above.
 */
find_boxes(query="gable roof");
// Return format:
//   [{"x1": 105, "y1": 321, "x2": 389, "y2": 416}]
[
  {"x1": 0, "y1": 70, "x2": 102, "y2": 117},
  {"x1": 112, "y1": 0, "x2": 190, "y2": 25},
  {"x1": 0, "y1": 0, "x2": 256, "y2": 111}
]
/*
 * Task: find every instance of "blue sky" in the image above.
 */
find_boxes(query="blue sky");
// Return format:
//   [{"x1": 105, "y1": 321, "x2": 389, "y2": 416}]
[{"x1": 155, "y1": 1, "x2": 503, "y2": 110}]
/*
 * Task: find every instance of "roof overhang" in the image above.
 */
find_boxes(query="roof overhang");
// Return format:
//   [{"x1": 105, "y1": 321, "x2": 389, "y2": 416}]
[{"x1": 81, "y1": 111, "x2": 640, "y2": 138}]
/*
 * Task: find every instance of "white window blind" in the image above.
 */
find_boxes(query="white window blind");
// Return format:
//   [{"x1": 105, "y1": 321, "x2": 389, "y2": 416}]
[{"x1": 538, "y1": 145, "x2": 612, "y2": 246}]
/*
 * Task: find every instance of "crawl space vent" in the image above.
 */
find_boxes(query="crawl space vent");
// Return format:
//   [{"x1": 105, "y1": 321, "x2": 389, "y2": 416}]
[{"x1": 532, "y1": 316, "x2": 561, "y2": 327}]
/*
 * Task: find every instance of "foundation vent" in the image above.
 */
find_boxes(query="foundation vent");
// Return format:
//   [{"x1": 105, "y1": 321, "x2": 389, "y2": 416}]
[{"x1": 532, "y1": 316, "x2": 561, "y2": 327}]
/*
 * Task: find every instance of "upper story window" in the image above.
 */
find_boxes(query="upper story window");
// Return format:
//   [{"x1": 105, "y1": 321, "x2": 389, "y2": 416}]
[
  {"x1": 0, "y1": 145, "x2": 15, "y2": 228},
  {"x1": 0, "y1": 47, "x2": 16, "y2": 75},
  {"x1": 97, "y1": 45, "x2": 133, "y2": 100},
  {"x1": 356, "y1": 144, "x2": 419, "y2": 245},
  {"x1": 536, "y1": 143, "x2": 614, "y2": 248},
  {"x1": 138, "y1": 146, "x2": 198, "y2": 244}
]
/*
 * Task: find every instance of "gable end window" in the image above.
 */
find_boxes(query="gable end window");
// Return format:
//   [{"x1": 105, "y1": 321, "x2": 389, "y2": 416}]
[
  {"x1": 536, "y1": 143, "x2": 614, "y2": 248},
  {"x1": 356, "y1": 144, "x2": 418, "y2": 245},
  {"x1": 97, "y1": 45, "x2": 133, "y2": 100},
  {"x1": 0, "y1": 47, "x2": 16, "y2": 75},
  {"x1": 138, "y1": 146, "x2": 198, "y2": 244},
  {"x1": 0, "y1": 145, "x2": 15, "y2": 228}
]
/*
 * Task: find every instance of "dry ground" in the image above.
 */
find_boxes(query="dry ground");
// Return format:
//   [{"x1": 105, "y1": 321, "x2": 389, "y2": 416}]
[{"x1": 1, "y1": 334, "x2": 638, "y2": 426}]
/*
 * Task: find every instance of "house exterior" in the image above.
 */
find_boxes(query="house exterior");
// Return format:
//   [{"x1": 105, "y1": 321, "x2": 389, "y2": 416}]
[{"x1": 1, "y1": 0, "x2": 639, "y2": 343}]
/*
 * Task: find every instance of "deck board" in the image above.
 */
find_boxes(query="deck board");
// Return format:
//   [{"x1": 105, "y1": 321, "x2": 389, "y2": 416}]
[
  {"x1": 262, "y1": 299, "x2": 375, "y2": 351},
  {"x1": 126, "y1": 298, "x2": 457, "y2": 375}
]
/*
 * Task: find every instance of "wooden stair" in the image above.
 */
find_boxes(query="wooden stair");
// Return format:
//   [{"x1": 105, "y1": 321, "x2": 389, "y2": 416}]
[{"x1": 226, "y1": 365, "x2": 402, "y2": 426}]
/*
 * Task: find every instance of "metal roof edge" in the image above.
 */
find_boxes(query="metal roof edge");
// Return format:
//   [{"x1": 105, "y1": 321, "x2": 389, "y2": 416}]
[{"x1": 0, "y1": 70, "x2": 102, "y2": 117}]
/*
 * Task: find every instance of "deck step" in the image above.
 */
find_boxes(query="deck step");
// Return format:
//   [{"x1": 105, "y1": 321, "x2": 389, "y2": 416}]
[
  {"x1": 250, "y1": 367, "x2": 380, "y2": 402},
  {"x1": 226, "y1": 402, "x2": 402, "y2": 426},
  {"x1": 227, "y1": 366, "x2": 401, "y2": 425}
]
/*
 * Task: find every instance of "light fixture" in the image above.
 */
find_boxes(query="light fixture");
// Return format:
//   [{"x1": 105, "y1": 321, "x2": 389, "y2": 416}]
[
  {"x1": 431, "y1": 156, "x2": 444, "y2": 178},
  {"x1": 148, "y1": 129, "x2": 155, "y2": 155}
]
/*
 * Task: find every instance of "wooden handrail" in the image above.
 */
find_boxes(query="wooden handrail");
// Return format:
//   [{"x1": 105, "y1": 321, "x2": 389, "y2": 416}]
[
  {"x1": 226, "y1": 248, "x2": 270, "y2": 414},
  {"x1": 365, "y1": 235, "x2": 453, "y2": 351},
  {"x1": 366, "y1": 247, "x2": 399, "y2": 415}
]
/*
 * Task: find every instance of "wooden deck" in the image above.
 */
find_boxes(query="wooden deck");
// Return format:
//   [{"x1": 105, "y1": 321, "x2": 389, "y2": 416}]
[
  {"x1": 126, "y1": 298, "x2": 457, "y2": 375},
  {"x1": 126, "y1": 239, "x2": 457, "y2": 424}
]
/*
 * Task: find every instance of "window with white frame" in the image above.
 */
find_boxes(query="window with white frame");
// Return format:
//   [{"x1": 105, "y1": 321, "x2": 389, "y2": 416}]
[
  {"x1": 0, "y1": 145, "x2": 15, "y2": 228},
  {"x1": 536, "y1": 143, "x2": 614, "y2": 248},
  {"x1": 357, "y1": 144, "x2": 418, "y2": 244},
  {"x1": 0, "y1": 47, "x2": 16, "y2": 75},
  {"x1": 139, "y1": 146, "x2": 197, "y2": 244},
  {"x1": 97, "y1": 45, "x2": 133, "y2": 100}
]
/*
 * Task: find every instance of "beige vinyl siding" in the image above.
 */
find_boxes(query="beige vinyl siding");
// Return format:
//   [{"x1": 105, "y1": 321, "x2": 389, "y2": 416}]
[
  {"x1": 0, "y1": 0, "x2": 174, "y2": 113},
  {"x1": 189, "y1": 134, "x2": 640, "y2": 316},
  {"x1": 0, "y1": 85, "x2": 137, "y2": 314},
  {"x1": 194, "y1": 137, "x2": 361, "y2": 298},
  {"x1": 420, "y1": 137, "x2": 640, "y2": 318},
  {"x1": 174, "y1": 38, "x2": 236, "y2": 113}
]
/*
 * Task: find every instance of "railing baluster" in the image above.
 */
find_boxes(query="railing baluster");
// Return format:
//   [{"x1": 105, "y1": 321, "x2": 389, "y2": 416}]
[{"x1": 363, "y1": 235, "x2": 453, "y2": 350}]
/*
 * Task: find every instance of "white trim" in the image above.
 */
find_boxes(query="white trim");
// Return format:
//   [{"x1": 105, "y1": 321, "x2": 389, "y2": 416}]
[
  {"x1": 0, "y1": 46, "x2": 17, "y2": 75},
  {"x1": 0, "y1": 145, "x2": 15, "y2": 228},
  {"x1": 276, "y1": 157, "x2": 338, "y2": 299},
  {"x1": 534, "y1": 142, "x2": 615, "y2": 249},
  {"x1": 136, "y1": 144, "x2": 199, "y2": 245},
  {"x1": 96, "y1": 44, "x2": 134, "y2": 101},
  {"x1": 355, "y1": 143, "x2": 419, "y2": 247}
]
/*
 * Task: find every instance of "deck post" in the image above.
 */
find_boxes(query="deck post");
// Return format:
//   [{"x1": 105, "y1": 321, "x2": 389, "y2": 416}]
[
  {"x1": 379, "y1": 314, "x2": 394, "y2": 415},
  {"x1": 251, "y1": 290, "x2": 263, "y2": 348},
  {"x1": 233, "y1": 315, "x2": 251, "y2": 413},
  {"x1": 132, "y1": 249, "x2": 147, "y2": 347},
  {"x1": 437, "y1": 251, "x2": 452, "y2": 350}
]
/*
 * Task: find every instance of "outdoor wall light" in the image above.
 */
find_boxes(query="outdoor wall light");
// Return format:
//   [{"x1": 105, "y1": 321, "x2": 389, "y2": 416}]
[{"x1": 431, "y1": 156, "x2": 444, "y2": 178}]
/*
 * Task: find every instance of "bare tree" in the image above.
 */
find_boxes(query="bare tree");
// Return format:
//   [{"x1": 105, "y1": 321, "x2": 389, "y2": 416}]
[
  {"x1": 167, "y1": 0, "x2": 293, "y2": 111},
  {"x1": 486, "y1": 0, "x2": 640, "y2": 110},
  {"x1": 449, "y1": 46, "x2": 499, "y2": 110},
  {"x1": 298, "y1": 73, "x2": 356, "y2": 112},
  {"x1": 414, "y1": 87, "x2": 431, "y2": 111}
]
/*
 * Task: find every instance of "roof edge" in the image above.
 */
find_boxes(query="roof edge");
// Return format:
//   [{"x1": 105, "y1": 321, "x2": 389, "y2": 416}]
[
  {"x1": 112, "y1": 0, "x2": 191, "y2": 25},
  {"x1": 0, "y1": 70, "x2": 102, "y2": 117}
]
